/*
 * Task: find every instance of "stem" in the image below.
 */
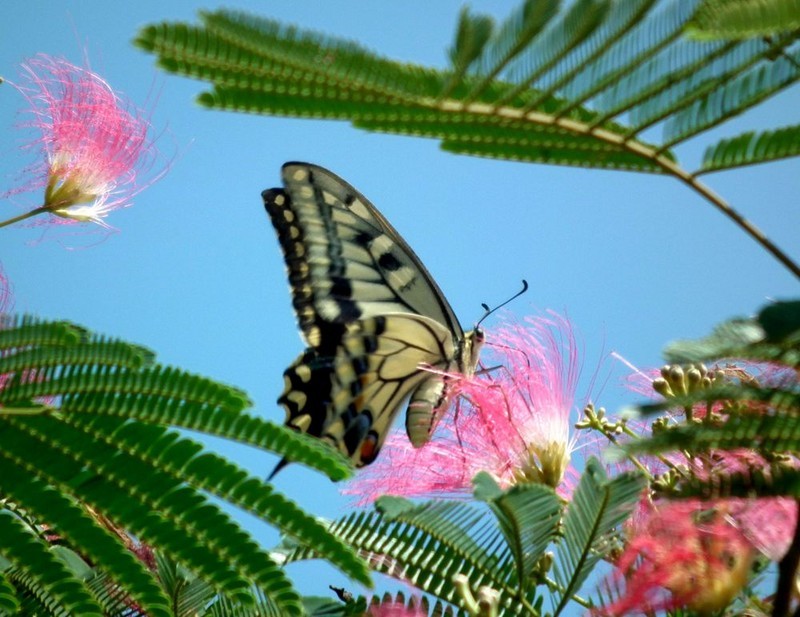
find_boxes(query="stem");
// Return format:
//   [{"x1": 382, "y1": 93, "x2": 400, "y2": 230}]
[
  {"x1": 666, "y1": 166, "x2": 800, "y2": 280},
  {"x1": 773, "y1": 499, "x2": 800, "y2": 617},
  {"x1": 0, "y1": 206, "x2": 50, "y2": 229},
  {"x1": 543, "y1": 576, "x2": 592, "y2": 609}
]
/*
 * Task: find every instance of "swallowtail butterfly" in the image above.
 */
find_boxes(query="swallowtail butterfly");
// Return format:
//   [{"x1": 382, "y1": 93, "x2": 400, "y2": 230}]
[{"x1": 263, "y1": 163, "x2": 483, "y2": 468}]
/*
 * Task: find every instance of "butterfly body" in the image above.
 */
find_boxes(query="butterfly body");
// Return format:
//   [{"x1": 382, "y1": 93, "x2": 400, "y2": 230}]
[{"x1": 264, "y1": 163, "x2": 482, "y2": 466}]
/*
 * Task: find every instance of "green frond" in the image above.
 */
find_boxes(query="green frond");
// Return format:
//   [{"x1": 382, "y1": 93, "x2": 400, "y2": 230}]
[
  {"x1": 136, "y1": 2, "x2": 800, "y2": 174},
  {"x1": 441, "y1": 137, "x2": 665, "y2": 171},
  {"x1": 153, "y1": 552, "x2": 220, "y2": 617},
  {"x1": 525, "y1": 0, "x2": 656, "y2": 107},
  {"x1": 473, "y1": 474, "x2": 562, "y2": 594},
  {"x1": 0, "y1": 340, "x2": 153, "y2": 380},
  {"x1": 65, "y1": 387, "x2": 352, "y2": 480},
  {"x1": 662, "y1": 45, "x2": 800, "y2": 145},
  {"x1": 551, "y1": 458, "x2": 644, "y2": 617},
  {"x1": 0, "y1": 510, "x2": 103, "y2": 616},
  {"x1": 1, "y1": 415, "x2": 305, "y2": 616},
  {"x1": 469, "y1": 0, "x2": 559, "y2": 95},
  {"x1": 688, "y1": 0, "x2": 800, "y2": 39},
  {"x1": 0, "y1": 457, "x2": 171, "y2": 617},
  {"x1": 293, "y1": 507, "x2": 529, "y2": 615},
  {"x1": 659, "y1": 465, "x2": 800, "y2": 499},
  {"x1": 699, "y1": 124, "x2": 800, "y2": 172},
  {"x1": 627, "y1": 406, "x2": 800, "y2": 454},
  {"x1": 664, "y1": 299, "x2": 800, "y2": 365},
  {"x1": 503, "y1": 0, "x2": 610, "y2": 98},
  {"x1": 67, "y1": 414, "x2": 369, "y2": 585},
  {"x1": 0, "y1": 316, "x2": 84, "y2": 351},
  {"x1": 445, "y1": 7, "x2": 494, "y2": 93},
  {"x1": 0, "y1": 568, "x2": 20, "y2": 614}
]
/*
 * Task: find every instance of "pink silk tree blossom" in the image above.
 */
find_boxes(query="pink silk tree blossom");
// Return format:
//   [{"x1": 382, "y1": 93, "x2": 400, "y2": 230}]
[
  {"x1": 342, "y1": 313, "x2": 584, "y2": 505},
  {"x1": 617, "y1": 360, "x2": 799, "y2": 562},
  {"x1": 599, "y1": 499, "x2": 755, "y2": 616},
  {"x1": 3, "y1": 54, "x2": 161, "y2": 230}
]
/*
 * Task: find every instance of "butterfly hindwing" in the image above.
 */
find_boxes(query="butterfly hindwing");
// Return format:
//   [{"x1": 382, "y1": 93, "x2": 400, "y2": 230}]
[{"x1": 264, "y1": 163, "x2": 482, "y2": 468}]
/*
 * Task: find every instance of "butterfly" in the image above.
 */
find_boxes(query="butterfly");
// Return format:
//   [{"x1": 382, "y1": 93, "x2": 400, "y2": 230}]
[{"x1": 263, "y1": 162, "x2": 483, "y2": 469}]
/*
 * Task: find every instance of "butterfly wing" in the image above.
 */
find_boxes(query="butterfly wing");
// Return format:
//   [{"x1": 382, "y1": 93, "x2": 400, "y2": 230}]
[{"x1": 264, "y1": 162, "x2": 470, "y2": 466}]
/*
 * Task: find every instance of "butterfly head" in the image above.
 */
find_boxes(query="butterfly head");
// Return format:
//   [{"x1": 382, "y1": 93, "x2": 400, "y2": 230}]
[{"x1": 460, "y1": 327, "x2": 485, "y2": 377}]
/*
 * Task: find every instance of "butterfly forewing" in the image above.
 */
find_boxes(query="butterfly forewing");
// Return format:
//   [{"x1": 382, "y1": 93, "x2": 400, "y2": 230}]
[{"x1": 264, "y1": 162, "x2": 480, "y2": 467}]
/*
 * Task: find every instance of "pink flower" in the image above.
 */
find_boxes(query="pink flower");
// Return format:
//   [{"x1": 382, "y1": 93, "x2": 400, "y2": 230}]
[
  {"x1": 599, "y1": 499, "x2": 755, "y2": 616},
  {"x1": 342, "y1": 314, "x2": 583, "y2": 504},
  {"x1": 9, "y1": 55, "x2": 161, "y2": 228}
]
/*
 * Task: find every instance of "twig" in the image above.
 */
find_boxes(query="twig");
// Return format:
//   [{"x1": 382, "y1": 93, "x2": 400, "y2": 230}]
[{"x1": 773, "y1": 498, "x2": 800, "y2": 617}]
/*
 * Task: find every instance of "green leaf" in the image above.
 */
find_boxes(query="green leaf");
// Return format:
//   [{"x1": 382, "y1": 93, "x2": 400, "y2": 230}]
[
  {"x1": 699, "y1": 124, "x2": 800, "y2": 172},
  {"x1": 300, "y1": 505, "x2": 525, "y2": 614},
  {"x1": 663, "y1": 317, "x2": 766, "y2": 363},
  {"x1": 69, "y1": 414, "x2": 368, "y2": 585},
  {"x1": 663, "y1": 299, "x2": 800, "y2": 365},
  {"x1": 759, "y1": 299, "x2": 800, "y2": 342},
  {"x1": 1, "y1": 415, "x2": 305, "y2": 616},
  {"x1": 688, "y1": 0, "x2": 800, "y2": 39},
  {"x1": 0, "y1": 510, "x2": 103, "y2": 617},
  {"x1": 485, "y1": 483, "x2": 562, "y2": 594},
  {"x1": 0, "y1": 568, "x2": 20, "y2": 615},
  {"x1": 447, "y1": 7, "x2": 494, "y2": 79},
  {"x1": 135, "y1": 1, "x2": 799, "y2": 177},
  {"x1": 662, "y1": 465, "x2": 800, "y2": 499},
  {"x1": 551, "y1": 458, "x2": 644, "y2": 617},
  {"x1": 472, "y1": 471, "x2": 504, "y2": 501}
]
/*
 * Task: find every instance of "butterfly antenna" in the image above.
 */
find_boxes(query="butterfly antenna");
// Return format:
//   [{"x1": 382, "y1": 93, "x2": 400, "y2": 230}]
[
  {"x1": 267, "y1": 457, "x2": 291, "y2": 481},
  {"x1": 476, "y1": 279, "x2": 529, "y2": 328}
]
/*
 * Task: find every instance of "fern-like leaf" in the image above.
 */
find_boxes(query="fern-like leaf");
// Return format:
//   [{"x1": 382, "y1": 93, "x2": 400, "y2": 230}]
[
  {"x1": 0, "y1": 568, "x2": 20, "y2": 615},
  {"x1": 0, "y1": 317, "x2": 363, "y2": 616},
  {"x1": 473, "y1": 473, "x2": 562, "y2": 595},
  {"x1": 689, "y1": 0, "x2": 800, "y2": 39},
  {"x1": 135, "y1": 2, "x2": 800, "y2": 173},
  {"x1": 551, "y1": 458, "x2": 645, "y2": 617},
  {"x1": 699, "y1": 124, "x2": 800, "y2": 172},
  {"x1": 0, "y1": 510, "x2": 103, "y2": 616},
  {"x1": 0, "y1": 456, "x2": 171, "y2": 617},
  {"x1": 628, "y1": 403, "x2": 800, "y2": 453}
]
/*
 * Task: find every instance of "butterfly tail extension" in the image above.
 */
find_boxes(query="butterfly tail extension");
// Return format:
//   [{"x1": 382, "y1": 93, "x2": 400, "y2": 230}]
[{"x1": 267, "y1": 457, "x2": 291, "y2": 481}]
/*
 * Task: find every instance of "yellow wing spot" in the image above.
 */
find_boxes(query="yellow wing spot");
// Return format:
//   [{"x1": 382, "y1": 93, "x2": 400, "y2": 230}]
[
  {"x1": 289, "y1": 225, "x2": 300, "y2": 239},
  {"x1": 292, "y1": 168, "x2": 308, "y2": 181},
  {"x1": 286, "y1": 390, "x2": 308, "y2": 409},
  {"x1": 282, "y1": 209, "x2": 295, "y2": 223},
  {"x1": 294, "y1": 363, "x2": 312, "y2": 383},
  {"x1": 322, "y1": 190, "x2": 338, "y2": 205},
  {"x1": 299, "y1": 186, "x2": 314, "y2": 199},
  {"x1": 307, "y1": 325, "x2": 321, "y2": 347},
  {"x1": 273, "y1": 194, "x2": 286, "y2": 206},
  {"x1": 348, "y1": 199, "x2": 371, "y2": 219},
  {"x1": 290, "y1": 413, "x2": 312, "y2": 432}
]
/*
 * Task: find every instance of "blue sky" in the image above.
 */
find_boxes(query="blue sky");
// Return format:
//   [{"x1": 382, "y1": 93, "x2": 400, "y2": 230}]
[{"x1": 1, "y1": 0, "x2": 799, "y2": 610}]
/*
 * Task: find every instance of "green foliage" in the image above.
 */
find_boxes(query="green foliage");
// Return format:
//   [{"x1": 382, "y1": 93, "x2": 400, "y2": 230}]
[
  {"x1": 626, "y1": 298, "x2": 799, "y2": 502},
  {"x1": 689, "y1": 0, "x2": 800, "y2": 39},
  {"x1": 699, "y1": 124, "x2": 800, "y2": 172},
  {"x1": 664, "y1": 299, "x2": 800, "y2": 365},
  {"x1": 136, "y1": 1, "x2": 800, "y2": 175},
  {"x1": 288, "y1": 460, "x2": 641, "y2": 617},
  {"x1": 550, "y1": 459, "x2": 645, "y2": 617},
  {"x1": 0, "y1": 316, "x2": 369, "y2": 616}
]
